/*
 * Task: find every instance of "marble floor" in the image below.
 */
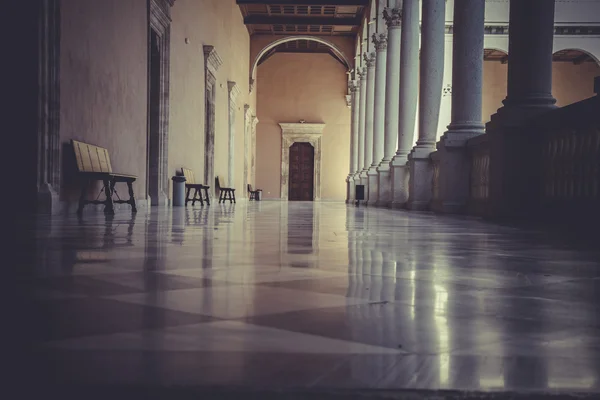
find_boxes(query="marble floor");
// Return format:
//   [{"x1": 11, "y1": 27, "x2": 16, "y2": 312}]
[{"x1": 12, "y1": 202, "x2": 600, "y2": 398}]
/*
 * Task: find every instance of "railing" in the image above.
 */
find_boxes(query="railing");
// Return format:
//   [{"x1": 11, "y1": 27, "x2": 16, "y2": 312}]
[
  {"x1": 467, "y1": 134, "x2": 490, "y2": 216},
  {"x1": 430, "y1": 151, "x2": 441, "y2": 203},
  {"x1": 529, "y1": 91, "x2": 600, "y2": 224}
]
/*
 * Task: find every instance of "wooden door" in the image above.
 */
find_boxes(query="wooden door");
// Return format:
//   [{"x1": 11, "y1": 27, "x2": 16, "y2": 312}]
[{"x1": 288, "y1": 142, "x2": 314, "y2": 201}]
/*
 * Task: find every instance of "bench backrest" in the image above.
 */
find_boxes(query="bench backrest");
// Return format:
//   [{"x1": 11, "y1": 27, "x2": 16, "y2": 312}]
[
  {"x1": 215, "y1": 176, "x2": 224, "y2": 190},
  {"x1": 72, "y1": 140, "x2": 113, "y2": 174},
  {"x1": 181, "y1": 168, "x2": 197, "y2": 184}
]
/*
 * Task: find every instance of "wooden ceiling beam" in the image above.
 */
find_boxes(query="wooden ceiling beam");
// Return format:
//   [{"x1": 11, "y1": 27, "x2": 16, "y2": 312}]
[
  {"x1": 237, "y1": 0, "x2": 368, "y2": 5},
  {"x1": 244, "y1": 15, "x2": 360, "y2": 25}
]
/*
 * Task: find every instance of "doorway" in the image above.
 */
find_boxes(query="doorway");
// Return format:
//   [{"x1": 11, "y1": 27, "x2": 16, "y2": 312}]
[
  {"x1": 147, "y1": 29, "x2": 161, "y2": 205},
  {"x1": 288, "y1": 142, "x2": 314, "y2": 201}
]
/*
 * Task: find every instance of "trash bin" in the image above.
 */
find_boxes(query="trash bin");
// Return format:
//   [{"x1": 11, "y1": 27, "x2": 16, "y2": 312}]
[
  {"x1": 171, "y1": 176, "x2": 186, "y2": 206},
  {"x1": 256, "y1": 190, "x2": 262, "y2": 201}
]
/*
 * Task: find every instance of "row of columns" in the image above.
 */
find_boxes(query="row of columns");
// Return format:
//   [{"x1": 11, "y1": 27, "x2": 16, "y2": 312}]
[{"x1": 347, "y1": 0, "x2": 557, "y2": 213}]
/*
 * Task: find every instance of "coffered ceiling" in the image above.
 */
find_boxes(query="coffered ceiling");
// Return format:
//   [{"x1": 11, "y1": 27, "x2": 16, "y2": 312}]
[{"x1": 237, "y1": 0, "x2": 369, "y2": 36}]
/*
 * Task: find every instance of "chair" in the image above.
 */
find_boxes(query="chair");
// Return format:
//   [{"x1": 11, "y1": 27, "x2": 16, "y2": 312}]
[
  {"x1": 216, "y1": 176, "x2": 236, "y2": 204},
  {"x1": 181, "y1": 168, "x2": 210, "y2": 206},
  {"x1": 248, "y1": 184, "x2": 262, "y2": 201}
]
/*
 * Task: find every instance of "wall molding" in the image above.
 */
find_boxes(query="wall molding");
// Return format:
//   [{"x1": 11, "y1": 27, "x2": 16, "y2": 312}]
[{"x1": 279, "y1": 123, "x2": 325, "y2": 201}]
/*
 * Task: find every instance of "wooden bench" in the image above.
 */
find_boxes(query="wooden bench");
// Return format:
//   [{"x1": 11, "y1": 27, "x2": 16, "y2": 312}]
[
  {"x1": 216, "y1": 176, "x2": 236, "y2": 204},
  {"x1": 247, "y1": 184, "x2": 262, "y2": 201},
  {"x1": 181, "y1": 168, "x2": 210, "y2": 206},
  {"x1": 72, "y1": 140, "x2": 137, "y2": 214}
]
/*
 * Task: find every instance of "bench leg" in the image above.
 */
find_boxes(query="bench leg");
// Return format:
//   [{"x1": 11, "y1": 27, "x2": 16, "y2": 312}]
[
  {"x1": 127, "y1": 182, "x2": 137, "y2": 213},
  {"x1": 185, "y1": 187, "x2": 191, "y2": 206},
  {"x1": 204, "y1": 188, "x2": 210, "y2": 206},
  {"x1": 232, "y1": 190, "x2": 236, "y2": 204},
  {"x1": 103, "y1": 179, "x2": 115, "y2": 214},
  {"x1": 196, "y1": 188, "x2": 204, "y2": 206},
  {"x1": 77, "y1": 179, "x2": 89, "y2": 215}
]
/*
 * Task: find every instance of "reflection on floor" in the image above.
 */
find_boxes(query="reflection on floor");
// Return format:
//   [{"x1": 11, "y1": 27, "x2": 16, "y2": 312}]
[{"x1": 14, "y1": 202, "x2": 600, "y2": 398}]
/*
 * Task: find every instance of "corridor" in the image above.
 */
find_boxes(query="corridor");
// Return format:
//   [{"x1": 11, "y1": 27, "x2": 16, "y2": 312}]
[{"x1": 15, "y1": 202, "x2": 600, "y2": 397}]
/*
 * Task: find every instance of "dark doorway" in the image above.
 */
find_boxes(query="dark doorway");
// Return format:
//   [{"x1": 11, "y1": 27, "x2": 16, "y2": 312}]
[
  {"x1": 147, "y1": 29, "x2": 161, "y2": 205},
  {"x1": 288, "y1": 142, "x2": 314, "y2": 201}
]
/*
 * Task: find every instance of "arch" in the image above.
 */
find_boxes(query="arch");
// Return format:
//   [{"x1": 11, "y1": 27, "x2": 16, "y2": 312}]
[
  {"x1": 552, "y1": 48, "x2": 600, "y2": 66},
  {"x1": 250, "y1": 36, "x2": 352, "y2": 83}
]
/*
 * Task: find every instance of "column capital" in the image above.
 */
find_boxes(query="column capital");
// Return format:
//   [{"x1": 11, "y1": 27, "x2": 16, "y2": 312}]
[
  {"x1": 383, "y1": 7, "x2": 402, "y2": 29},
  {"x1": 372, "y1": 33, "x2": 388, "y2": 51},
  {"x1": 357, "y1": 67, "x2": 367, "y2": 79},
  {"x1": 363, "y1": 52, "x2": 376, "y2": 68},
  {"x1": 349, "y1": 80, "x2": 359, "y2": 93}
]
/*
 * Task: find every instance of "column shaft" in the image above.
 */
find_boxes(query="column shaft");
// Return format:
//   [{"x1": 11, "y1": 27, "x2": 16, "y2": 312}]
[
  {"x1": 407, "y1": 0, "x2": 446, "y2": 211},
  {"x1": 380, "y1": 8, "x2": 401, "y2": 166},
  {"x1": 370, "y1": 35, "x2": 387, "y2": 170},
  {"x1": 417, "y1": 0, "x2": 445, "y2": 147},
  {"x1": 505, "y1": 0, "x2": 556, "y2": 109},
  {"x1": 433, "y1": 0, "x2": 485, "y2": 214},
  {"x1": 368, "y1": 34, "x2": 388, "y2": 205},
  {"x1": 350, "y1": 83, "x2": 360, "y2": 175},
  {"x1": 377, "y1": 7, "x2": 402, "y2": 207},
  {"x1": 390, "y1": 0, "x2": 419, "y2": 207},
  {"x1": 362, "y1": 53, "x2": 376, "y2": 174},
  {"x1": 357, "y1": 70, "x2": 367, "y2": 174},
  {"x1": 447, "y1": 0, "x2": 485, "y2": 134},
  {"x1": 395, "y1": 0, "x2": 420, "y2": 160}
]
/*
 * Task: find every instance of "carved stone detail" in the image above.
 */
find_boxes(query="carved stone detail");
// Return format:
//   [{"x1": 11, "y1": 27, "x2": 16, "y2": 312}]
[
  {"x1": 279, "y1": 123, "x2": 325, "y2": 201},
  {"x1": 372, "y1": 33, "x2": 388, "y2": 51},
  {"x1": 363, "y1": 52, "x2": 376, "y2": 68},
  {"x1": 383, "y1": 7, "x2": 402, "y2": 29},
  {"x1": 203, "y1": 45, "x2": 223, "y2": 84}
]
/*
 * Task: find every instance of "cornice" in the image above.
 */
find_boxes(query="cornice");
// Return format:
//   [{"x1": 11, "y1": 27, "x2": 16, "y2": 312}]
[
  {"x1": 279, "y1": 123, "x2": 325, "y2": 136},
  {"x1": 203, "y1": 45, "x2": 223, "y2": 76}
]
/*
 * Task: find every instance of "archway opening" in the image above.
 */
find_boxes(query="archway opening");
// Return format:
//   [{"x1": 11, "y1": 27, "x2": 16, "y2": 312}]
[{"x1": 552, "y1": 49, "x2": 600, "y2": 106}]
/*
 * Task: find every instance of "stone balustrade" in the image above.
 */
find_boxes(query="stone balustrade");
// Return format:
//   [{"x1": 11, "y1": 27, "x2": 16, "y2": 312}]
[
  {"x1": 467, "y1": 134, "x2": 490, "y2": 216},
  {"x1": 430, "y1": 151, "x2": 441, "y2": 205}
]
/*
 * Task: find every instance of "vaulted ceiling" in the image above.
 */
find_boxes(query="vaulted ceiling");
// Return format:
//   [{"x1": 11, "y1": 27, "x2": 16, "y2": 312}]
[{"x1": 237, "y1": 0, "x2": 369, "y2": 36}]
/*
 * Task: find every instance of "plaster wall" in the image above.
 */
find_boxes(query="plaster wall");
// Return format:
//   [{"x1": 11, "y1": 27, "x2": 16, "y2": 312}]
[
  {"x1": 60, "y1": 0, "x2": 148, "y2": 202},
  {"x1": 552, "y1": 60, "x2": 600, "y2": 106},
  {"x1": 59, "y1": 0, "x2": 255, "y2": 207},
  {"x1": 169, "y1": 0, "x2": 255, "y2": 196},
  {"x1": 256, "y1": 52, "x2": 352, "y2": 201}
]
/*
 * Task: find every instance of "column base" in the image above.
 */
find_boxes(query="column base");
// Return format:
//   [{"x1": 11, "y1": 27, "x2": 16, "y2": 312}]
[
  {"x1": 407, "y1": 146, "x2": 435, "y2": 211},
  {"x1": 365, "y1": 167, "x2": 379, "y2": 206},
  {"x1": 431, "y1": 131, "x2": 481, "y2": 214},
  {"x1": 376, "y1": 165, "x2": 392, "y2": 208},
  {"x1": 390, "y1": 156, "x2": 409, "y2": 209},
  {"x1": 346, "y1": 175, "x2": 355, "y2": 203},
  {"x1": 37, "y1": 183, "x2": 61, "y2": 215}
]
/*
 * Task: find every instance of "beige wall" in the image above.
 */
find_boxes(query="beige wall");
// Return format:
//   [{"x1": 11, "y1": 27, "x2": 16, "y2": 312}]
[
  {"x1": 552, "y1": 60, "x2": 600, "y2": 107},
  {"x1": 481, "y1": 57, "x2": 599, "y2": 122},
  {"x1": 169, "y1": 0, "x2": 255, "y2": 196},
  {"x1": 482, "y1": 60, "x2": 508, "y2": 122},
  {"x1": 256, "y1": 52, "x2": 351, "y2": 201},
  {"x1": 59, "y1": 0, "x2": 255, "y2": 205},
  {"x1": 60, "y1": 0, "x2": 148, "y2": 201}
]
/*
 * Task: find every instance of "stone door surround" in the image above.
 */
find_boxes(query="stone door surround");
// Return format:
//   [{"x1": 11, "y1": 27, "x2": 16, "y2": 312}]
[{"x1": 280, "y1": 123, "x2": 325, "y2": 201}]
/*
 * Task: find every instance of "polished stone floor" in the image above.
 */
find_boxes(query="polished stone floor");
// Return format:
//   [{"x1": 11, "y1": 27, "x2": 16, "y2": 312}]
[{"x1": 12, "y1": 202, "x2": 600, "y2": 398}]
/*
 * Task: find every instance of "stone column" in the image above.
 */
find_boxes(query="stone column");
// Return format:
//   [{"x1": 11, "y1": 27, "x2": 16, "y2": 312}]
[
  {"x1": 346, "y1": 81, "x2": 360, "y2": 203},
  {"x1": 407, "y1": 0, "x2": 446, "y2": 210},
  {"x1": 488, "y1": 0, "x2": 556, "y2": 217},
  {"x1": 367, "y1": 34, "x2": 388, "y2": 206},
  {"x1": 360, "y1": 52, "x2": 376, "y2": 202},
  {"x1": 432, "y1": 0, "x2": 485, "y2": 213},
  {"x1": 390, "y1": 0, "x2": 419, "y2": 208},
  {"x1": 377, "y1": 7, "x2": 402, "y2": 207},
  {"x1": 354, "y1": 69, "x2": 367, "y2": 192}
]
